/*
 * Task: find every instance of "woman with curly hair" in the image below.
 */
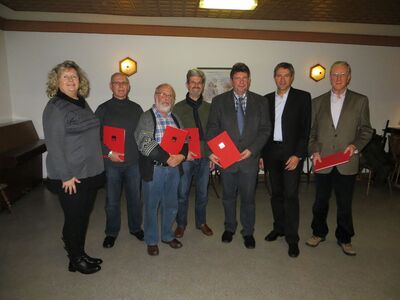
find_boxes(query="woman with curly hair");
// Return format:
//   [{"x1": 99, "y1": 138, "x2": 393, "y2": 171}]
[{"x1": 43, "y1": 60, "x2": 105, "y2": 274}]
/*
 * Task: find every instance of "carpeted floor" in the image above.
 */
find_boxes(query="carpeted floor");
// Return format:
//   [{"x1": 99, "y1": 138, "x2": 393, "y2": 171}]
[{"x1": 0, "y1": 177, "x2": 399, "y2": 300}]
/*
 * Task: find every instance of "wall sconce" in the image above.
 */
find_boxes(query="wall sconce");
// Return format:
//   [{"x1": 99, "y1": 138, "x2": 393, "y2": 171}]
[
  {"x1": 119, "y1": 57, "x2": 137, "y2": 76},
  {"x1": 310, "y1": 64, "x2": 326, "y2": 82}
]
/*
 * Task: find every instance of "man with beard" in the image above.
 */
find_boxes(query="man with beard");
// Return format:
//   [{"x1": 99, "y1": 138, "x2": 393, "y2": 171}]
[
  {"x1": 173, "y1": 69, "x2": 213, "y2": 239},
  {"x1": 135, "y1": 83, "x2": 188, "y2": 256}
]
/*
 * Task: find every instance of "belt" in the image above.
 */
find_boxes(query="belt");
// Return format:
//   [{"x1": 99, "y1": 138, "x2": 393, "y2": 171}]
[
  {"x1": 272, "y1": 141, "x2": 283, "y2": 144},
  {"x1": 153, "y1": 161, "x2": 169, "y2": 167}
]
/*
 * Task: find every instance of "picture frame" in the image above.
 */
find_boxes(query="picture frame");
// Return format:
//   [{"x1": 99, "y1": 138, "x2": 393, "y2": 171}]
[{"x1": 198, "y1": 67, "x2": 232, "y2": 102}]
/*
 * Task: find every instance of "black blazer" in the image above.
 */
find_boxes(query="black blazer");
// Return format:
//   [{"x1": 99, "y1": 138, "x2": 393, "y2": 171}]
[
  {"x1": 262, "y1": 87, "x2": 311, "y2": 164},
  {"x1": 206, "y1": 90, "x2": 271, "y2": 172}
]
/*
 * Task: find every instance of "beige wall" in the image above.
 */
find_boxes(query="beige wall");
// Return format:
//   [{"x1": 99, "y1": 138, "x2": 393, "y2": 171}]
[{"x1": 3, "y1": 31, "x2": 400, "y2": 137}]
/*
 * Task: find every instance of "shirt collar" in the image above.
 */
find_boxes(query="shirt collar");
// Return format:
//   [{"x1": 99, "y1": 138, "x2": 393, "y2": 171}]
[
  {"x1": 275, "y1": 87, "x2": 291, "y2": 99},
  {"x1": 331, "y1": 88, "x2": 347, "y2": 99}
]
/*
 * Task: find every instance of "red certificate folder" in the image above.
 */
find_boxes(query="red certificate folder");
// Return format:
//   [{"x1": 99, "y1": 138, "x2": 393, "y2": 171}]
[
  {"x1": 160, "y1": 126, "x2": 188, "y2": 154},
  {"x1": 103, "y1": 126, "x2": 125, "y2": 161},
  {"x1": 207, "y1": 131, "x2": 241, "y2": 169},
  {"x1": 185, "y1": 128, "x2": 201, "y2": 158},
  {"x1": 314, "y1": 151, "x2": 351, "y2": 172}
]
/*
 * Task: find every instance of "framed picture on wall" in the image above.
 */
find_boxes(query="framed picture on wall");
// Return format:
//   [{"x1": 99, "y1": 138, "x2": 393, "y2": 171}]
[{"x1": 198, "y1": 67, "x2": 232, "y2": 102}]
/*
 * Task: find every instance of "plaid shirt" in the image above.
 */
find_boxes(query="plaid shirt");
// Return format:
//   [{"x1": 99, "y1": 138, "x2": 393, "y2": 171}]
[
  {"x1": 234, "y1": 92, "x2": 247, "y2": 114},
  {"x1": 152, "y1": 105, "x2": 177, "y2": 143}
]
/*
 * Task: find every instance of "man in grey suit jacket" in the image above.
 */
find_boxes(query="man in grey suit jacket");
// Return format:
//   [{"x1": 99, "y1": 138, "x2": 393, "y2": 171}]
[
  {"x1": 306, "y1": 61, "x2": 373, "y2": 256},
  {"x1": 206, "y1": 62, "x2": 271, "y2": 249}
]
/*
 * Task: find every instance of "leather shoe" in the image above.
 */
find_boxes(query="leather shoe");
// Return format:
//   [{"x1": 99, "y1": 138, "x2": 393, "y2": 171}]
[
  {"x1": 68, "y1": 256, "x2": 101, "y2": 274},
  {"x1": 83, "y1": 252, "x2": 103, "y2": 265},
  {"x1": 162, "y1": 238, "x2": 183, "y2": 249},
  {"x1": 102, "y1": 236, "x2": 116, "y2": 248},
  {"x1": 221, "y1": 230, "x2": 234, "y2": 243},
  {"x1": 198, "y1": 224, "x2": 213, "y2": 236},
  {"x1": 288, "y1": 243, "x2": 300, "y2": 258},
  {"x1": 337, "y1": 242, "x2": 357, "y2": 256},
  {"x1": 264, "y1": 230, "x2": 284, "y2": 241},
  {"x1": 175, "y1": 226, "x2": 185, "y2": 238},
  {"x1": 147, "y1": 245, "x2": 159, "y2": 256},
  {"x1": 130, "y1": 230, "x2": 144, "y2": 241},
  {"x1": 306, "y1": 235, "x2": 325, "y2": 247},
  {"x1": 244, "y1": 235, "x2": 256, "y2": 249}
]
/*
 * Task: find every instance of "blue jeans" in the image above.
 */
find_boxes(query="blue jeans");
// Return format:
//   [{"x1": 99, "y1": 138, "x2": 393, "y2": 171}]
[
  {"x1": 105, "y1": 163, "x2": 142, "y2": 237},
  {"x1": 176, "y1": 158, "x2": 209, "y2": 228},
  {"x1": 142, "y1": 166, "x2": 180, "y2": 245}
]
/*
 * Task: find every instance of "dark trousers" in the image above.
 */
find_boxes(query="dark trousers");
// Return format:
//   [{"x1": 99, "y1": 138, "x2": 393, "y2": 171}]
[
  {"x1": 58, "y1": 184, "x2": 98, "y2": 257},
  {"x1": 220, "y1": 168, "x2": 258, "y2": 236},
  {"x1": 265, "y1": 144, "x2": 302, "y2": 244},
  {"x1": 312, "y1": 167, "x2": 356, "y2": 244}
]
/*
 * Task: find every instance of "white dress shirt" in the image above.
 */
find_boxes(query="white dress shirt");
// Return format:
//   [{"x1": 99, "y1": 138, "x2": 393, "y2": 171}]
[
  {"x1": 273, "y1": 88, "x2": 290, "y2": 141},
  {"x1": 330, "y1": 89, "x2": 347, "y2": 128}
]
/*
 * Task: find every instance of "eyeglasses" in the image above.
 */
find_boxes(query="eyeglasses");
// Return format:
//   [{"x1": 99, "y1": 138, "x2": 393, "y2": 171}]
[
  {"x1": 156, "y1": 92, "x2": 173, "y2": 99},
  {"x1": 61, "y1": 75, "x2": 79, "y2": 81},
  {"x1": 331, "y1": 72, "x2": 348, "y2": 78},
  {"x1": 112, "y1": 81, "x2": 129, "y2": 86}
]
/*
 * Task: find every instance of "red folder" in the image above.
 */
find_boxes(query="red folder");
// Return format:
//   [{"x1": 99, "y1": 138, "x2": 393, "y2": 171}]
[
  {"x1": 160, "y1": 126, "x2": 188, "y2": 154},
  {"x1": 314, "y1": 151, "x2": 351, "y2": 172},
  {"x1": 207, "y1": 131, "x2": 241, "y2": 169},
  {"x1": 103, "y1": 126, "x2": 125, "y2": 161},
  {"x1": 185, "y1": 128, "x2": 201, "y2": 158}
]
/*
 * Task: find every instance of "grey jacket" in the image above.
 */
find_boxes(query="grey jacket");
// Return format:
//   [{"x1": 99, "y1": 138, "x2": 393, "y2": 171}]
[
  {"x1": 134, "y1": 108, "x2": 188, "y2": 181},
  {"x1": 206, "y1": 90, "x2": 271, "y2": 173},
  {"x1": 43, "y1": 96, "x2": 104, "y2": 181}
]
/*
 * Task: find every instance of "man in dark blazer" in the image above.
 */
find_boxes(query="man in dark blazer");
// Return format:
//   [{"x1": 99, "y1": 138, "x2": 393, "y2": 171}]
[
  {"x1": 262, "y1": 62, "x2": 311, "y2": 258},
  {"x1": 206, "y1": 62, "x2": 271, "y2": 249},
  {"x1": 306, "y1": 61, "x2": 372, "y2": 256}
]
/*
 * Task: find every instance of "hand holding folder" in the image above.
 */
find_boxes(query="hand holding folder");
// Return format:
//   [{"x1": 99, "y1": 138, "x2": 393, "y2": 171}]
[
  {"x1": 103, "y1": 126, "x2": 125, "y2": 161},
  {"x1": 207, "y1": 131, "x2": 241, "y2": 169},
  {"x1": 185, "y1": 128, "x2": 201, "y2": 159},
  {"x1": 314, "y1": 151, "x2": 351, "y2": 172},
  {"x1": 160, "y1": 126, "x2": 188, "y2": 155}
]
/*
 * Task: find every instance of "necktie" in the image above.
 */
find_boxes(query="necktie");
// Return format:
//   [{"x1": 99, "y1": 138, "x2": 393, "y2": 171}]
[{"x1": 237, "y1": 97, "x2": 245, "y2": 135}]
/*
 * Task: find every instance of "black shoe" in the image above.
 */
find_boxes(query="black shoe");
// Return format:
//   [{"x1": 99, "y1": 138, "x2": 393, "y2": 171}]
[
  {"x1": 244, "y1": 235, "x2": 256, "y2": 249},
  {"x1": 130, "y1": 230, "x2": 144, "y2": 241},
  {"x1": 68, "y1": 256, "x2": 101, "y2": 274},
  {"x1": 264, "y1": 230, "x2": 284, "y2": 242},
  {"x1": 103, "y1": 236, "x2": 116, "y2": 248},
  {"x1": 221, "y1": 231, "x2": 234, "y2": 243},
  {"x1": 288, "y1": 243, "x2": 300, "y2": 258},
  {"x1": 83, "y1": 252, "x2": 103, "y2": 265}
]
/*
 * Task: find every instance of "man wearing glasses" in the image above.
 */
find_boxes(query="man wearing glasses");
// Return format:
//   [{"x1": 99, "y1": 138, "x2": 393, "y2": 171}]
[
  {"x1": 135, "y1": 83, "x2": 188, "y2": 256},
  {"x1": 306, "y1": 61, "x2": 372, "y2": 256},
  {"x1": 96, "y1": 72, "x2": 144, "y2": 249}
]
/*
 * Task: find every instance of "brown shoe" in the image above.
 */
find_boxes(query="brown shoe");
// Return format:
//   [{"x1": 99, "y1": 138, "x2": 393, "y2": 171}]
[
  {"x1": 306, "y1": 235, "x2": 326, "y2": 247},
  {"x1": 162, "y1": 238, "x2": 183, "y2": 249},
  {"x1": 338, "y1": 242, "x2": 357, "y2": 256},
  {"x1": 147, "y1": 245, "x2": 159, "y2": 256},
  {"x1": 198, "y1": 224, "x2": 213, "y2": 236},
  {"x1": 175, "y1": 227, "x2": 185, "y2": 238}
]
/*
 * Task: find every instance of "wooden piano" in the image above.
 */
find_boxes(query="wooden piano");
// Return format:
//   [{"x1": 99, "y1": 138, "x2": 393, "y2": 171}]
[{"x1": 0, "y1": 120, "x2": 46, "y2": 210}]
